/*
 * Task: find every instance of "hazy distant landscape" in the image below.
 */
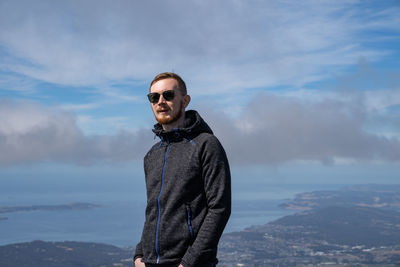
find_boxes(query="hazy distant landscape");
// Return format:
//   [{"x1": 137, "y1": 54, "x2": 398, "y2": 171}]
[
  {"x1": 1, "y1": 184, "x2": 400, "y2": 266},
  {"x1": 0, "y1": 202, "x2": 102, "y2": 226},
  {"x1": 0, "y1": 241, "x2": 133, "y2": 267},
  {"x1": 0, "y1": 203, "x2": 101, "y2": 218},
  {"x1": 218, "y1": 184, "x2": 400, "y2": 266}
]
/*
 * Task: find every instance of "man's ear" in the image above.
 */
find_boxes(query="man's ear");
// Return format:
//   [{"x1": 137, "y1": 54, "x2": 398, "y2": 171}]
[{"x1": 183, "y1": 94, "x2": 191, "y2": 108}]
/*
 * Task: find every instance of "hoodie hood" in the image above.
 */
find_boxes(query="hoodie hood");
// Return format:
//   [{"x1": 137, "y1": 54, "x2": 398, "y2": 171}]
[{"x1": 152, "y1": 110, "x2": 213, "y2": 139}]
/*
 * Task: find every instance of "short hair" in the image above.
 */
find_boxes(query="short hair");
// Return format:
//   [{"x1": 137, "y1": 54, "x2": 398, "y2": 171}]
[{"x1": 150, "y1": 72, "x2": 187, "y2": 95}]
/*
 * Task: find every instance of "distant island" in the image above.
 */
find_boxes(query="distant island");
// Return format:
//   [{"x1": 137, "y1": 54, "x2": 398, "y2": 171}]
[
  {"x1": 0, "y1": 202, "x2": 102, "y2": 215},
  {"x1": 1, "y1": 185, "x2": 400, "y2": 266},
  {"x1": 279, "y1": 184, "x2": 400, "y2": 211}
]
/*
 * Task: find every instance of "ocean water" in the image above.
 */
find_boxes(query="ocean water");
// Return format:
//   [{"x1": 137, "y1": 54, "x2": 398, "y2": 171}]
[{"x1": 0, "y1": 173, "x2": 342, "y2": 247}]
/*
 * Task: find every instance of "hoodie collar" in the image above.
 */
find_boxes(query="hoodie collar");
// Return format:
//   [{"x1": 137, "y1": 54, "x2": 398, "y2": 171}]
[{"x1": 152, "y1": 110, "x2": 213, "y2": 139}]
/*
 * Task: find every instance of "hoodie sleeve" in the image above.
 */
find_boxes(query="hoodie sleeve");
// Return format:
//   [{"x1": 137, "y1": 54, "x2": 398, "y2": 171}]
[
  {"x1": 134, "y1": 241, "x2": 143, "y2": 261},
  {"x1": 181, "y1": 135, "x2": 231, "y2": 267}
]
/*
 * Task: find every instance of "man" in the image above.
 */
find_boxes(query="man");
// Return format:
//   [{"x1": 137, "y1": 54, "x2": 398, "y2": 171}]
[{"x1": 134, "y1": 72, "x2": 231, "y2": 267}]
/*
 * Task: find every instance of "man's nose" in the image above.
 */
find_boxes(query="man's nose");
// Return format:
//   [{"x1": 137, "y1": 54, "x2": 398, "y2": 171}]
[{"x1": 157, "y1": 94, "x2": 167, "y2": 104}]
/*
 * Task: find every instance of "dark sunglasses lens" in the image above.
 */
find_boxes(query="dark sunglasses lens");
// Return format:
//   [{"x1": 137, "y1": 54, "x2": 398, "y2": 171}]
[
  {"x1": 147, "y1": 93, "x2": 160, "y2": 103},
  {"x1": 147, "y1": 90, "x2": 175, "y2": 103},
  {"x1": 163, "y1": 90, "x2": 175, "y2": 101}
]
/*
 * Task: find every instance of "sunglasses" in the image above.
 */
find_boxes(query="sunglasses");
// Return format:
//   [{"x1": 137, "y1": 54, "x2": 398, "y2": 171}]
[{"x1": 147, "y1": 90, "x2": 175, "y2": 103}]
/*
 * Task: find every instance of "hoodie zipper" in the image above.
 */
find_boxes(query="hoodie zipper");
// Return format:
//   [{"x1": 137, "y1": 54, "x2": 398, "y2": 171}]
[
  {"x1": 155, "y1": 141, "x2": 170, "y2": 264},
  {"x1": 186, "y1": 204, "x2": 194, "y2": 240}
]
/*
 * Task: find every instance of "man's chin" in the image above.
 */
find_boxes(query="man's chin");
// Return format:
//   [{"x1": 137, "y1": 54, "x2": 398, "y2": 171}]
[
  {"x1": 156, "y1": 115, "x2": 174, "y2": 125},
  {"x1": 155, "y1": 107, "x2": 183, "y2": 126}
]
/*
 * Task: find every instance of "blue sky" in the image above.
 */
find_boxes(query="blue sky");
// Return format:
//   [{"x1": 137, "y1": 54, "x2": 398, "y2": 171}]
[{"x1": 1, "y1": 0, "x2": 400, "y2": 185}]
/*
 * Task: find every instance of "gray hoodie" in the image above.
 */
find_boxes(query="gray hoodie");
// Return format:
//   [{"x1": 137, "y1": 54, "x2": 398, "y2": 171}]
[{"x1": 134, "y1": 110, "x2": 231, "y2": 267}]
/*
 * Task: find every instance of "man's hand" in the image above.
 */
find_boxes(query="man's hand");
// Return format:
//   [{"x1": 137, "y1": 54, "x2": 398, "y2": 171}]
[
  {"x1": 178, "y1": 265, "x2": 184, "y2": 267},
  {"x1": 134, "y1": 258, "x2": 145, "y2": 267}
]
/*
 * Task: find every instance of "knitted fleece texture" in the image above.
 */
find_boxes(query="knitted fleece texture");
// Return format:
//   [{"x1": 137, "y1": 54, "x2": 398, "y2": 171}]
[{"x1": 134, "y1": 110, "x2": 231, "y2": 267}]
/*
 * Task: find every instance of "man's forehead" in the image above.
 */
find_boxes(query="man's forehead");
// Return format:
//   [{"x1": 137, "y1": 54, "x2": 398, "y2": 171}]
[{"x1": 150, "y1": 78, "x2": 179, "y2": 92}]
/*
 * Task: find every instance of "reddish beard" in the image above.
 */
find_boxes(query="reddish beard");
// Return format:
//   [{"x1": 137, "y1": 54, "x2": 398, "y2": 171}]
[{"x1": 155, "y1": 102, "x2": 183, "y2": 125}]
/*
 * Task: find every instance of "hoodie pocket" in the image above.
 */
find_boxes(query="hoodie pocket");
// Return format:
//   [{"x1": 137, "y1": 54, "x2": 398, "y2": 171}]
[{"x1": 185, "y1": 203, "x2": 194, "y2": 240}]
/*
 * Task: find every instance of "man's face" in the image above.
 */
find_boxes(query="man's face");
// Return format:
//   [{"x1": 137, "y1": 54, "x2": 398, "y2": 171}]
[{"x1": 149, "y1": 78, "x2": 188, "y2": 126}]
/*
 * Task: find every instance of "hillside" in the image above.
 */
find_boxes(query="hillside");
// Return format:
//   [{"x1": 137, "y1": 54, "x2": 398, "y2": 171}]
[
  {"x1": 0, "y1": 241, "x2": 132, "y2": 267},
  {"x1": 219, "y1": 206, "x2": 400, "y2": 266}
]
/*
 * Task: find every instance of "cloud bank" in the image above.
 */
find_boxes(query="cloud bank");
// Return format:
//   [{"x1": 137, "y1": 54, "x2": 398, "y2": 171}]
[
  {"x1": 0, "y1": 100, "x2": 152, "y2": 166},
  {"x1": 1, "y1": 94, "x2": 399, "y2": 166},
  {"x1": 208, "y1": 93, "x2": 400, "y2": 165}
]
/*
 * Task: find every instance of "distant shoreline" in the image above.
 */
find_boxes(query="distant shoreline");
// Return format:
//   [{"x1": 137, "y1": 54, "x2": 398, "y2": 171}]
[{"x1": 0, "y1": 202, "x2": 102, "y2": 215}]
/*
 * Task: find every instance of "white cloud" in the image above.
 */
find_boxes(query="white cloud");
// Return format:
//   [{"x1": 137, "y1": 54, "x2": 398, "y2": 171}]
[
  {"x1": 0, "y1": 72, "x2": 38, "y2": 93},
  {"x1": 60, "y1": 103, "x2": 101, "y2": 112},
  {"x1": 76, "y1": 115, "x2": 137, "y2": 135},
  {"x1": 0, "y1": 0, "x2": 398, "y2": 94},
  {"x1": 0, "y1": 100, "x2": 152, "y2": 166},
  {"x1": 201, "y1": 92, "x2": 400, "y2": 165},
  {"x1": 271, "y1": 87, "x2": 400, "y2": 113},
  {"x1": 1, "y1": 91, "x2": 399, "y2": 167}
]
